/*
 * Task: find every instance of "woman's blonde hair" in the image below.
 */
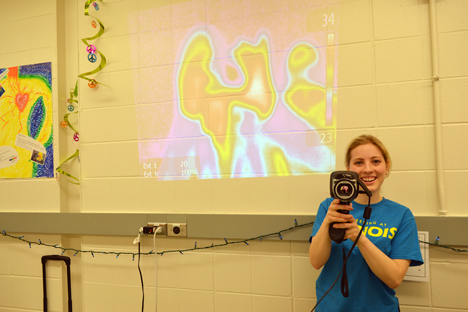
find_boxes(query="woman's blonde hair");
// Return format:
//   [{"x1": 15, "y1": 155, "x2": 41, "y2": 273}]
[{"x1": 345, "y1": 134, "x2": 392, "y2": 175}]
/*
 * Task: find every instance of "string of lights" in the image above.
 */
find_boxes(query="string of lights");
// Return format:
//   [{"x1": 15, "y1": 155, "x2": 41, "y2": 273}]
[
  {"x1": 1, "y1": 219, "x2": 312, "y2": 259},
  {"x1": 2, "y1": 222, "x2": 467, "y2": 259},
  {"x1": 419, "y1": 240, "x2": 468, "y2": 253}
]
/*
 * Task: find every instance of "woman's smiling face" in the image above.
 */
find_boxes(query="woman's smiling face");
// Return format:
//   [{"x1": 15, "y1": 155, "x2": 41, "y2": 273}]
[{"x1": 347, "y1": 143, "x2": 389, "y2": 201}]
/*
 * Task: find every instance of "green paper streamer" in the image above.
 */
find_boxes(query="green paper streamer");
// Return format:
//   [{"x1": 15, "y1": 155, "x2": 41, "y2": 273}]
[
  {"x1": 78, "y1": 50, "x2": 109, "y2": 86},
  {"x1": 57, "y1": 1, "x2": 107, "y2": 184},
  {"x1": 83, "y1": 2, "x2": 105, "y2": 45},
  {"x1": 68, "y1": 80, "x2": 79, "y2": 104},
  {"x1": 64, "y1": 80, "x2": 79, "y2": 132},
  {"x1": 55, "y1": 149, "x2": 80, "y2": 184},
  {"x1": 57, "y1": 79, "x2": 80, "y2": 183},
  {"x1": 63, "y1": 111, "x2": 79, "y2": 133},
  {"x1": 79, "y1": 0, "x2": 108, "y2": 86}
]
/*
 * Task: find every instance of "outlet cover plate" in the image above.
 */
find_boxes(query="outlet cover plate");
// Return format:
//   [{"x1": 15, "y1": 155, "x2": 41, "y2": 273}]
[{"x1": 404, "y1": 231, "x2": 430, "y2": 282}]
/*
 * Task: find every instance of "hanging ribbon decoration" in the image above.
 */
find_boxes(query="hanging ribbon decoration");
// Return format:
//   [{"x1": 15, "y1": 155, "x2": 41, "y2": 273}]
[
  {"x1": 55, "y1": 0, "x2": 108, "y2": 184},
  {"x1": 78, "y1": 0, "x2": 108, "y2": 87},
  {"x1": 63, "y1": 81, "x2": 79, "y2": 134},
  {"x1": 56, "y1": 81, "x2": 80, "y2": 184},
  {"x1": 56, "y1": 149, "x2": 80, "y2": 185}
]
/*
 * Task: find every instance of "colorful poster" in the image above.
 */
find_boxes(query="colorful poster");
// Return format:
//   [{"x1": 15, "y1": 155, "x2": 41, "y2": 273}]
[{"x1": 0, "y1": 62, "x2": 54, "y2": 178}]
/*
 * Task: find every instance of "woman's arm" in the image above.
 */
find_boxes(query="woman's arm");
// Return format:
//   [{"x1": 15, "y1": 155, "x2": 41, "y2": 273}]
[
  {"x1": 337, "y1": 217, "x2": 411, "y2": 289},
  {"x1": 357, "y1": 235, "x2": 410, "y2": 289},
  {"x1": 309, "y1": 221, "x2": 332, "y2": 269}
]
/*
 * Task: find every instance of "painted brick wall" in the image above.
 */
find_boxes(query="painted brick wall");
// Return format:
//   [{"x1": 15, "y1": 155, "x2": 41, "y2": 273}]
[{"x1": 0, "y1": 0, "x2": 467, "y2": 311}]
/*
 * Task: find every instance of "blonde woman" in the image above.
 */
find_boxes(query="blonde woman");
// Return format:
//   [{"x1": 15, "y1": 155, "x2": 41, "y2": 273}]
[{"x1": 309, "y1": 135, "x2": 423, "y2": 312}]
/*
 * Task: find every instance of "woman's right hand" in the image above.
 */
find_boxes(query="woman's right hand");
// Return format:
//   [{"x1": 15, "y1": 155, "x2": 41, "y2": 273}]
[
  {"x1": 325, "y1": 199, "x2": 354, "y2": 225},
  {"x1": 310, "y1": 199, "x2": 355, "y2": 269}
]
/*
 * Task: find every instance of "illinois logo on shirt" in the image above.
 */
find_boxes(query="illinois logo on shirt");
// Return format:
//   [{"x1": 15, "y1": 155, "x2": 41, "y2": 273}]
[{"x1": 356, "y1": 219, "x2": 398, "y2": 239}]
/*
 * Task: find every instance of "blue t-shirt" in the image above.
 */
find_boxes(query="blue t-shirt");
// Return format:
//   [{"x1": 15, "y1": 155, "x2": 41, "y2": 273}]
[{"x1": 310, "y1": 198, "x2": 423, "y2": 312}]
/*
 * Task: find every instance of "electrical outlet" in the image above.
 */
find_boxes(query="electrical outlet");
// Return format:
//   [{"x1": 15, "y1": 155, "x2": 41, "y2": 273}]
[
  {"x1": 167, "y1": 223, "x2": 187, "y2": 237},
  {"x1": 404, "y1": 231, "x2": 430, "y2": 282},
  {"x1": 146, "y1": 222, "x2": 167, "y2": 235}
]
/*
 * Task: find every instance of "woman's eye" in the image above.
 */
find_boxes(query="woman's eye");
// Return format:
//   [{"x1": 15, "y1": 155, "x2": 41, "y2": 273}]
[
  {"x1": 354, "y1": 161, "x2": 362, "y2": 165},
  {"x1": 373, "y1": 160, "x2": 381, "y2": 164}
]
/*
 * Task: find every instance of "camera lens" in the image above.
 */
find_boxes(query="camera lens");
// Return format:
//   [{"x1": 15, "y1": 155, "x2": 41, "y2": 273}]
[{"x1": 334, "y1": 181, "x2": 355, "y2": 200}]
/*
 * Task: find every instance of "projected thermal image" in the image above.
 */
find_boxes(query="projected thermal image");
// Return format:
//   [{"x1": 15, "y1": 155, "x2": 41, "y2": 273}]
[{"x1": 135, "y1": 2, "x2": 338, "y2": 180}]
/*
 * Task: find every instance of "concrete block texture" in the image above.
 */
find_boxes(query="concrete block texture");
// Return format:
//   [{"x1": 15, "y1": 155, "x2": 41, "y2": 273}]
[
  {"x1": 431, "y1": 262, "x2": 468, "y2": 309},
  {"x1": 438, "y1": 31, "x2": 468, "y2": 78},
  {"x1": 374, "y1": 37, "x2": 432, "y2": 84},
  {"x1": 372, "y1": 0, "x2": 422, "y2": 40}
]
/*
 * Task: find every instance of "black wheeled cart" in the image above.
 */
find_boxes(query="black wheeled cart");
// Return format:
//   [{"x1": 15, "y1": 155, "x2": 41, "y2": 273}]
[{"x1": 41, "y1": 255, "x2": 72, "y2": 312}]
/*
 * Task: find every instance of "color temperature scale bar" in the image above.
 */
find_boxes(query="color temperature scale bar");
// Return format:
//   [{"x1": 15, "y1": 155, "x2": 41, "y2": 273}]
[{"x1": 326, "y1": 33, "x2": 335, "y2": 127}]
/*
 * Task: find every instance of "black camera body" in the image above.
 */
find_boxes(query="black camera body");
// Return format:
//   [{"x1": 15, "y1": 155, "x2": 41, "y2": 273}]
[
  {"x1": 330, "y1": 171, "x2": 361, "y2": 204},
  {"x1": 328, "y1": 171, "x2": 370, "y2": 244}
]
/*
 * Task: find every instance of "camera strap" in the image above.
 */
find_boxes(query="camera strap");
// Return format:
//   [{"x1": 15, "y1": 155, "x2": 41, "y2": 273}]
[
  {"x1": 339, "y1": 202, "x2": 372, "y2": 299},
  {"x1": 341, "y1": 247, "x2": 349, "y2": 297},
  {"x1": 310, "y1": 200, "x2": 373, "y2": 312}
]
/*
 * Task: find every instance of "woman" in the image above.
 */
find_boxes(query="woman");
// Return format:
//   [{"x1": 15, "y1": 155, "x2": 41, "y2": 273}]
[{"x1": 309, "y1": 134, "x2": 423, "y2": 311}]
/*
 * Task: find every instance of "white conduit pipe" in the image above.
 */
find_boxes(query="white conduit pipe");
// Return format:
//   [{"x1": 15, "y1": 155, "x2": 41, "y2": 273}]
[{"x1": 429, "y1": 0, "x2": 447, "y2": 216}]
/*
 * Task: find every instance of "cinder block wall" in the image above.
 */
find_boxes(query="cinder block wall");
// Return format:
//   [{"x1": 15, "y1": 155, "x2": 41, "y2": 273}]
[
  {"x1": 0, "y1": 0, "x2": 64, "y2": 311},
  {"x1": 0, "y1": 0, "x2": 467, "y2": 311}
]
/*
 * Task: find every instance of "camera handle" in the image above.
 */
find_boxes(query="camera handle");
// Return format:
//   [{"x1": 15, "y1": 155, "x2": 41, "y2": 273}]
[{"x1": 328, "y1": 202, "x2": 350, "y2": 244}]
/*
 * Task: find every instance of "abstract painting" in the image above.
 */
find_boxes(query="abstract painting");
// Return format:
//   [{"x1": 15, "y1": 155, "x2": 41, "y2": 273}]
[{"x1": 0, "y1": 62, "x2": 54, "y2": 178}]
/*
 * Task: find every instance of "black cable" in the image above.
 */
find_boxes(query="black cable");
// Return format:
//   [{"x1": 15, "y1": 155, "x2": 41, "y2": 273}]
[
  {"x1": 310, "y1": 219, "x2": 368, "y2": 312},
  {"x1": 311, "y1": 196, "x2": 372, "y2": 312},
  {"x1": 138, "y1": 241, "x2": 144, "y2": 312},
  {"x1": 341, "y1": 247, "x2": 349, "y2": 297}
]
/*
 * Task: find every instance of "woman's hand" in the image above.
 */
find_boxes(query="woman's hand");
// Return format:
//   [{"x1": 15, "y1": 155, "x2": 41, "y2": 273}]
[
  {"x1": 333, "y1": 215, "x2": 362, "y2": 242},
  {"x1": 325, "y1": 199, "x2": 354, "y2": 225},
  {"x1": 309, "y1": 199, "x2": 353, "y2": 269},
  {"x1": 326, "y1": 199, "x2": 364, "y2": 242}
]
